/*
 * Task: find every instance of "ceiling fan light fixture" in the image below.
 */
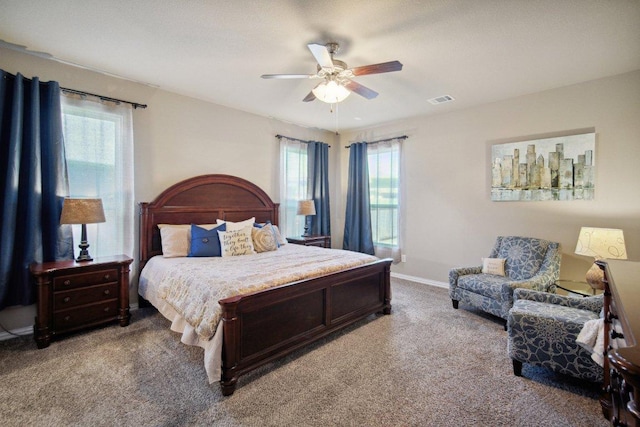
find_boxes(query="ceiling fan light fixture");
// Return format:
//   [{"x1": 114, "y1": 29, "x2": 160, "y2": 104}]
[{"x1": 312, "y1": 80, "x2": 350, "y2": 104}]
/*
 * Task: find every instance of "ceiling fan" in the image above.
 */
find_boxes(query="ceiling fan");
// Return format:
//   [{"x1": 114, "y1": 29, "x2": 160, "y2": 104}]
[{"x1": 261, "y1": 42, "x2": 403, "y2": 104}]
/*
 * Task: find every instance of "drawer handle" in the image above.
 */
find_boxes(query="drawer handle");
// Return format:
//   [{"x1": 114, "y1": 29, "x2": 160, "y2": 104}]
[
  {"x1": 104, "y1": 274, "x2": 111, "y2": 280},
  {"x1": 103, "y1": 289, "x2": 110, "y2": 296},
  {"x1": 63, "y1": 296, "x2": 71, "y2": 303},
  {"x1": 64, "y1": 279, "x2": 71, "y2": 286},
  {"x1": 104, "y1": 307, "x2": 110, "y2": 313},
  {"x1": 64, "y1": 315, "x2": 71, "y2": 322}
]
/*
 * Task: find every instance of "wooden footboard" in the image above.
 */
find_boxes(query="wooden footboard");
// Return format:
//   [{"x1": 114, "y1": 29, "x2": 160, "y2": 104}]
[{"x1": 219, "y1": 258, "x2": 392, "y2": 396}]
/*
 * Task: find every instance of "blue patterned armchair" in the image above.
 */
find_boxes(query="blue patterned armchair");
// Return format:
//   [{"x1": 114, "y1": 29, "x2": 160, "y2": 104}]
[
  {"x1": 449, "y1": 236, "x2": 560, "y2": 323},
  {"x1": 507, "y1": 288, "x2": 603, "y2": 382}
]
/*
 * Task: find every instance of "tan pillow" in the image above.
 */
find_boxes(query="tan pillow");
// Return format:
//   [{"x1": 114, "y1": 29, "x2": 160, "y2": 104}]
[
  {"x1": 251, "y1": 223, "x2": 278, "y2": 253},
  {"x1": 158, "y1": 223, "x2": 217, "y2": 257},
  {"x1": 218, "y1": 226, "x2": 256, "y2": 256},
  {"x1": 482, "y1": 257, "x2": 506, "y2": 276},
  {"x1": 216, "y1": 217, "x2": 256, "y2": 231}
]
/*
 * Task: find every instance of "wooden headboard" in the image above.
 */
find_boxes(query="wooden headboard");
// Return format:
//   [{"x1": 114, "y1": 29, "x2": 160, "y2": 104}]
[{"x1": 139, "y1": 174, "x2": 279, "y2": 267}]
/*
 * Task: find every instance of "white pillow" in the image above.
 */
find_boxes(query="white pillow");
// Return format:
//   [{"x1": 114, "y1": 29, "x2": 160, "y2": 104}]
[
  {"x1": 218, "y1": 226, "x2": 256, "y2": 256},
  {"x1": 158, "y1": 223, "x2": 217, "y2": 257},
  {"x1": 481, "y1": 257, "x2": 506, "y2": 276},
  {"x1": 216, "y1": 217, "x2": 256, "y2": 231}
]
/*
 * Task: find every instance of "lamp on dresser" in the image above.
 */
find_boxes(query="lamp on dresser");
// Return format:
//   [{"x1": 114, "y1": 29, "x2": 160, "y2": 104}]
[
  {"x1": 574, "y1": 227, "x2": 627, "y2": 290},
  {"x1": 60, "y1": 198, "x2": 106, "y2": 262},
  {"x1": 297, "y1": 199, "x2": 316, "y2": 237}
]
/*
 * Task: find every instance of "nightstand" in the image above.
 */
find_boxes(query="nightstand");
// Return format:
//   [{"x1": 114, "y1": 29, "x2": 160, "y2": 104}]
[
  {"x1": 31, "y1": 255, "x2": 133, "y2": 349},
  {"x1": 286, "y1": 235, "x2": 331, "y2": 248}
]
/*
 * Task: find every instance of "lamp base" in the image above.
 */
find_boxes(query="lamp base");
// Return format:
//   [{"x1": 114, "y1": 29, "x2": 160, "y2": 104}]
[
  {"x1": 302, "y1": 215, "x2": 312, "y2": 237},
  {"x1": 585, "y1": 262, "x2": 604, "y2": 290},
  {"x1": 76, "y1": 236, "x2": 93, "y2": 262}
]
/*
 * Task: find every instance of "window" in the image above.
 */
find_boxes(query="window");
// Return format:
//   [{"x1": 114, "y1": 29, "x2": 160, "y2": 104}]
[
  {"x1": 61, "y1": 95, "x2": 134, "y2": 259},
  {"x1": 279, "y1": 139, "x2": 308, "y2": 238},
  {"x1": 368, "y1": 139, "x2": 402, "y2": 260}
]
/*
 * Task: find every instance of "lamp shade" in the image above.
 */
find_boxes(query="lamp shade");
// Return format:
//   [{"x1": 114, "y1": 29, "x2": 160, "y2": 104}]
[
  {"x1": 312, "y1": 80, "x2": 350, "y2": 104},
  {"x1": 297, "y1": 200, "x2": 316, "y2": 216},
  {"x1": 60, "y1": 198, "x2": 106, "y2": 225},
  {"x1": 574, "y1": 227, "x2": 627, "y2": 259}
]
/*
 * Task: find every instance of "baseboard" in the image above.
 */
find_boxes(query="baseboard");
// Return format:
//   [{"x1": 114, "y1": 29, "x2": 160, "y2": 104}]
[{"x1": 391, "y1": 272, "x2": 448, "y2": 289}]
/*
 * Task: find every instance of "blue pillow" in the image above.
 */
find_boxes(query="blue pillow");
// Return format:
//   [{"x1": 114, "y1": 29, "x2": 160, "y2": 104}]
[{"x1": 189, "y1": 223, "x2": 226, "y2": 257}]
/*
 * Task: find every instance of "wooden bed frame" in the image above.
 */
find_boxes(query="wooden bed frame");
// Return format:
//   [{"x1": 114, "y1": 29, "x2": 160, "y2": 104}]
[{"x1": 139, "y1": 174, "x2": 392, "y2": 395}]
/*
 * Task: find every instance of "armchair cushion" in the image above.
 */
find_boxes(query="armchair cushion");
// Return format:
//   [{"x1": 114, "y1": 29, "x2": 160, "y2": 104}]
[
  {"x1": 513, "y1": 288, "x2": 603, "y2": 314},
  {"x1": 495, "y1": 236, "x2": 549, "y2": 280}
]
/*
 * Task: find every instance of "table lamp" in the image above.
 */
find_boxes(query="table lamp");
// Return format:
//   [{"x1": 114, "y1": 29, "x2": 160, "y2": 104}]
[
  {"x1": 297, "y1": 199, "x2": 316, "y2": 237},
  {"x1": 60, "y1": 198, "x2": 106, "y2": 261},
  {"x1": 574, "y1": 227, "x2": 627, "y2": 290}
]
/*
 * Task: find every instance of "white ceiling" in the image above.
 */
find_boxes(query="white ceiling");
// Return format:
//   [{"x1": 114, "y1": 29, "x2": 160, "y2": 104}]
[{"x1": 1, "y1": 0, "x2": 639, "y2": 132}]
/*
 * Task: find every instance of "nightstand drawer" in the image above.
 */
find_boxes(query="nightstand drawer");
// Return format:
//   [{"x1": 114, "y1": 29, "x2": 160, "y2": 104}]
[
  {"x1": 53, "y1": 300, "x2": 119, "y2": 332},
  {"x1": 54, "y1": 282, "x2": 118, "y2": 310},
  {"x1": 53, "y1": 268, "x2": 118, "y2": 291}
]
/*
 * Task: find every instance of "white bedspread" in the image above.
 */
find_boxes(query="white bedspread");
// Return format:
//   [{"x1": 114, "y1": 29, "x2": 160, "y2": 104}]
[{"x1": 138, "y1": 244, "x2": 378, "y2": 383}]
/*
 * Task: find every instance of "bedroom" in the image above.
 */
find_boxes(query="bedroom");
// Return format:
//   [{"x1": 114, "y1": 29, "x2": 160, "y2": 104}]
[{"x1": 1, "y1": 1, "x2": 639, "y2": 425}]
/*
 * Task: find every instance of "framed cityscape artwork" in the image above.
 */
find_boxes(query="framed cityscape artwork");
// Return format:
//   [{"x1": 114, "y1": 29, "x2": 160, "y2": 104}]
[{"x1": 491, "y1": 132, "x2": 595, "y2": 201}]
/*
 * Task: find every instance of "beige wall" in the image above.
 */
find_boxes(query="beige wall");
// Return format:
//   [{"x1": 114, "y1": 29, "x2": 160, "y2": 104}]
[
  {"x1": 339, "y1": 70, "x2": 640, "y2": 285},
  {"x1": 0, "y1": 47, "x2": 335, "y2": 331}
]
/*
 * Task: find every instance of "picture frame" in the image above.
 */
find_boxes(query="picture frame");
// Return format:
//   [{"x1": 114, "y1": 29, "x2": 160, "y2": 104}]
[{"x1": 491, "y1": 132, "x2": 595, "y2": 201}]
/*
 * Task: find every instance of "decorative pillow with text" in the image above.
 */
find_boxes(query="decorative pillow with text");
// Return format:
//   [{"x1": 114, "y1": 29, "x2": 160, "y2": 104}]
[
  {"x1": 481, "y1": 257, "x2": 506, "y2": 276},
  {"x1": 218, "y1": 226, "x2": 256, "y2": 257},
  {"x1": 216, "y1": 217, "x2": 256, "y2": 231}
]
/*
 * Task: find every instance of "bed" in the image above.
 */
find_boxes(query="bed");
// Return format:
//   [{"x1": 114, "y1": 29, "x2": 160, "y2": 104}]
[{"x1": 138, "y1": 174, "x2": 392, "y2": 395}]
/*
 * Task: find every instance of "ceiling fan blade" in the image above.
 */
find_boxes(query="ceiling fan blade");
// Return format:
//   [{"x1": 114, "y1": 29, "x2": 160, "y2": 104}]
[
  {"x1": 345, "y1": 80, "x2": 378, "y2": 99},
  {"x1": 307, "y1": 43, "x2": 334, "y2": 69},
  {"x1": 303, "y1": 82, "x2": 323, "y2": 102},
  {"x1": 261, "y1": 74, "x2": 315, "y2": 79},
  {"x1": 302, "y1": 91, "x2": 316, "y2": 102},
  {"x1": 350, "y1": 60, "x2": 403, "y2": 76}
]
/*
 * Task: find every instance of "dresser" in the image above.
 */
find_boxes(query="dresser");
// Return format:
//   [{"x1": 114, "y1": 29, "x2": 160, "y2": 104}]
[
  {"x1": 598, "y1": 260, "x2": 640, "y2": 426},
  {"x1": 31, "y1": 255, "x2": 133, "y2": 349},
  {"x1": 286, "y1": 235, "x2": 331, "y2": 248}
]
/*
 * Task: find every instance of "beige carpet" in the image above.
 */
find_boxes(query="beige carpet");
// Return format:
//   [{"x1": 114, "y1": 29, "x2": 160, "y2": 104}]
[{"x1": 0, "y1": 278, "x2": 607, "y2": 426}]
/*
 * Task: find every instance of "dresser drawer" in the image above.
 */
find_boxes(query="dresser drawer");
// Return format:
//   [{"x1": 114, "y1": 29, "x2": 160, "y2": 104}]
[
  {"x1": 53, "y1": 268, "x2": 118, "y2": 291},
  {"x1": 53, "y1": 300, "x2": 119, "y2": 332},
  {"x1": 54, "y1": 282, "x2": 118, "y2": 310}
]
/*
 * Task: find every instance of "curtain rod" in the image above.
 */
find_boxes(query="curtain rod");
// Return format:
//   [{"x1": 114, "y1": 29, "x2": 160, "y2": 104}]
[
  {"x1": 61, "y1": 87, "x2": 147, "y2": 109},
  {"x1": 344, "y1": 135, "x2": 408, "y2": 148},
  {"x1": 275, "y1": 134, "x2": 330, "y2": 147}
]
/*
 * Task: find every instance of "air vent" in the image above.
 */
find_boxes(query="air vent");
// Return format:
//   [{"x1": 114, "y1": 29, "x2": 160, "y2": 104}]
[{"x1": 428, "y1": 95, "x2": 455, "y2": 105}]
